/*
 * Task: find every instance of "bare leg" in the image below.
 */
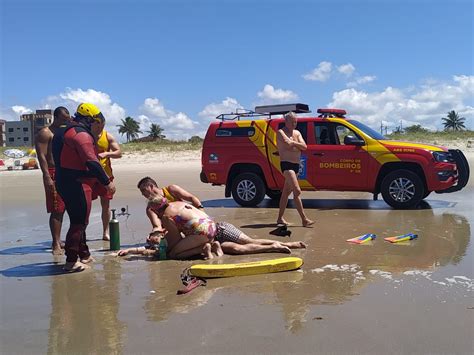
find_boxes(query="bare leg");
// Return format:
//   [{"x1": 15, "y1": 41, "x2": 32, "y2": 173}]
[
  {"x1": 285, "y1": 170, "x2": 314, "y2": 227},
  {"x1": 280, "y1": 241, "x2": 307, "y2": 249},
  {"x1": 63, "y1": 261, "x2": 89, "y2": 272},
  {"x1": 50, "y1": 212, "x2": 64, "y2": 255},
  {"x1": 168, "y1": 234, "x2": 210, "y2": 259},
  {"x1": 211, "y1": 241, "x2": 224, "y2": 256},
  {"x1": 221, "y1": 241, "x2": 291, "y2": 255},
  {"x1": 202, "y1": 243, "x2": 214, "y2": 260},
  {"x1": 277, "y1": 177, "x2": 292, "y2": 225},
  {"x1": 100, "y1": 197, "x2": 111, "y2": 240}
]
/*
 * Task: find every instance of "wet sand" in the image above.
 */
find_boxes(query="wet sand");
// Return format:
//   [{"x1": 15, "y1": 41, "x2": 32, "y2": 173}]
[{"x1": 0, "y1": 152, "x2": 473, "y2": 354}]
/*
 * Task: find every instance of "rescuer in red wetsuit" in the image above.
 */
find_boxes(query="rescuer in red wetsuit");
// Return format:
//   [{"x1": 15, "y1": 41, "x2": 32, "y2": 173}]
[{"x1": 52, "y1": 103, "x2": 116, "y2": 272}]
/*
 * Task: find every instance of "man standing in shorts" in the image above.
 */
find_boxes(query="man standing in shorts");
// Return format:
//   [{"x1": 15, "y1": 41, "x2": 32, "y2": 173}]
[
  {"x1": 35, "y1": 106, "x2": 72, "y2": 254},
  {"x1": 276, "y1": 111, "x2": 314, "y2": 227},
  {"x1": 93, "y1": 119, "x2": 122, "y2": 240}
]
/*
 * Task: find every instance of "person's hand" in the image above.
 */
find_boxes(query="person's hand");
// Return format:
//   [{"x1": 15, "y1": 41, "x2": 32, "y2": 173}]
[
  {"x1": 105, "y1": 181, "x2": 116, "y2": 195},
  {"x1": 43, "y1": 175, "x2": 55, "y2": 193},
  {"x1": 98, "y1": 152, "x2": 108, "y2": 159},
  {"x1": 117, "y1": 249, "x2": 129, "y2": 257}
]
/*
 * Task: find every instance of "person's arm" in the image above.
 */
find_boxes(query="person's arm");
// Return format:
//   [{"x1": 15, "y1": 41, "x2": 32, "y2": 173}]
[
  {"x1": 146, "y1": 207, "x2": 165, "y2": 232},
  {"x1": 117, "y1": 246, "x2": 156, "y2": 257},
  {"x1": 35, "y1": 129, "x2": 54, "y2": 191},
  {"x1": 98, "y1": 132, "x2": 122, "y2": 160},
  {"x1": 70, "y1": 129, "x2": 111, "y2": 185},
  {"x1": 277, "y1": 129, "x2": 294, "y2": 149},
  {"x1": 292, "y1": 131, "x2": 307, "y2": 151},
  {"x1": 167, "y1": 184, "x2": 203, "y2": 208}
]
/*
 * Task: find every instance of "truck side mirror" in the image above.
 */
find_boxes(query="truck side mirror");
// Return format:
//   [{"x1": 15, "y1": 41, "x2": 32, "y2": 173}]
[{"x1": 344, "y1": 135, "x2": 365, "y2": 146}]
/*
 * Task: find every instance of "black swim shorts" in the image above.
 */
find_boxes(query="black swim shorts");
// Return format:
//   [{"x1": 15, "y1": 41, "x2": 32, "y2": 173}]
[
  {"x1": 280, "y1": 161, "x2": 300, "y2": 174},
  {"x1": 215, "y1": 222, "x2": 242, "y2": 243}
]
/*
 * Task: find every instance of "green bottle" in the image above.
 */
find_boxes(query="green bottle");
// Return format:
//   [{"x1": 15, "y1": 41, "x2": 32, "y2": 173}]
[
  {"x1": 158, "y1": 238, "x2": 168, "y2": 260},
  {"x1": 109, "y1": 209, "x2": 121, "y2": 251}
]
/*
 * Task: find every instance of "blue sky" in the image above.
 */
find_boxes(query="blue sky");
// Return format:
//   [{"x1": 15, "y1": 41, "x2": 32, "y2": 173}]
[{"x1": 1, "y1": 0, "x2": 473, "y2": 140}]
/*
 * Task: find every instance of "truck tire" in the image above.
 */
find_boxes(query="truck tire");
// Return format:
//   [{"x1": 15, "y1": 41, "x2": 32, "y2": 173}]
[
  {"x1": 381, "y1": 169, "x2": 424, "y2": 209},
  {"x1": 231, "y1": 173, "x2": 266, "y2": 207},
  {"x1": 266, "y1": 189, "x2": 282, "y2": 201}
]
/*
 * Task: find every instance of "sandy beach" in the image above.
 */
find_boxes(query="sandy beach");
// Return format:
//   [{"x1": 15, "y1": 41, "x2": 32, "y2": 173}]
[{"x1": 0, "y1": 144, "x2": 473, "y2": 354}]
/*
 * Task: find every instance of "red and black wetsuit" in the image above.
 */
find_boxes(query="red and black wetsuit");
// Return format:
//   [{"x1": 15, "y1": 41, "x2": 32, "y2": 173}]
[{"x1": 52, "y1": 122, "x2": 110, "y2": 263}]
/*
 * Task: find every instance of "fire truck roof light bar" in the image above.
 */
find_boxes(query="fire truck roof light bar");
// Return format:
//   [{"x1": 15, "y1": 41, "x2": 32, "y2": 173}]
[{"x1": 255, "y1": 103, "x2": 311, "y2": 115}]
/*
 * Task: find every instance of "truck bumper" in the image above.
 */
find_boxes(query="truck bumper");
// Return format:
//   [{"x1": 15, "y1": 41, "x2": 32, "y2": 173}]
[{"x1": 436, "y1": 149, "x2": 470, "y2": 194}]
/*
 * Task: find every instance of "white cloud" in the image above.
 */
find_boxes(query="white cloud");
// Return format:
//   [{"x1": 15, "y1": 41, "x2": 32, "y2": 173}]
[
  {"x1": 11, "y1": 105, "x2": 33, "y2": 116},
  {"x1": 303, "y1": 61, "x2": 332, "y2": 81},
  {"x1": 328, "y1": 75, "x2": 474, "y2": 131},
  {"x1": 257, "y1": 84, "x2": 298, "y2": 104},
  {"x1": 347, "y1": 75, "x2": 377, "y2": 87},
  {"x1": 139, "y1": 97, "x2": 196, "y2": 140},
  {"x1": 43, "y1": 88, "x2": 126, "y2": 139},
  {"x1": 140, "y1": 98, "x2": 167, "y2": 118},
  {"x1": 337, "y1": 63, "x2": 355, "y2": 76},
  {"x1": 199, "y1": 97, "x2": 243, "y2": 118}
]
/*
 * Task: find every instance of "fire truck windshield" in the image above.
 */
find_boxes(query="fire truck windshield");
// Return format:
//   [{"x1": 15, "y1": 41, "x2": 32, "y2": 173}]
[{"x1": 348, "y1": 120, "x2": 386, "y2": 140}]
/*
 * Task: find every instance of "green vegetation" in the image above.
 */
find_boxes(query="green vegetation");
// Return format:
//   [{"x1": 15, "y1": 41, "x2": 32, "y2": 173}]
[
  {"x1": 117, "y1": 116, "x2": 142, "y2": 142},
  {"x1": 147, "y1": 123, "x2": 166, "y2": 140},
  {"x1": 386, "y1": 129, "x2": 473, "y2": 145},
  {"x1": 442, "y1": 110, "x2": 466, "y2": 131},
  {"x1": 120, "y1": 139, "x2": 203, "y2": 154}
]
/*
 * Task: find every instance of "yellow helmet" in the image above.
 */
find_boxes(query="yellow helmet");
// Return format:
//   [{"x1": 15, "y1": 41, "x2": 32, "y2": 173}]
[{"x1": 75, "y1": 103, "x2": 104, "y2": 123}]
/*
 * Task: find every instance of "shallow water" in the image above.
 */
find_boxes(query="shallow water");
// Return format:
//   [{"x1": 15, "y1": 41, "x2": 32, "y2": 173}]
[{"x1": 0, "y1": 165, "x2": 473, "y2": 354}]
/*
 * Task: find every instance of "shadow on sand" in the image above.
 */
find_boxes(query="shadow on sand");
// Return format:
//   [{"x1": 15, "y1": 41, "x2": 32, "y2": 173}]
[
  {"x1": 0, "y1": 261, "x2": 66, "y2": 277},
  {"x1": 203, "y1": 198, "x2": 455, "y2": 211}
]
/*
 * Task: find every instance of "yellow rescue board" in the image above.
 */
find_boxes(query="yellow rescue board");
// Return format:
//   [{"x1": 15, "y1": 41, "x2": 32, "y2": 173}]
[{"x1": 189, "y1": 257, "x2": 303, "y2": 278}]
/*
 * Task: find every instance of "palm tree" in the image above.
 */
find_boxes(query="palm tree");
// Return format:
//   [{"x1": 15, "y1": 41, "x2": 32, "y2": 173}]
[
  {"x1": 117, "y1": 116, "x2": 142, "y2": 142},
  {"x1": 147, "y1": 123, "x2": 166, "y2": 140},
  {"x1": 442, "y1": 110, "x2": 466, "y2": 131}
]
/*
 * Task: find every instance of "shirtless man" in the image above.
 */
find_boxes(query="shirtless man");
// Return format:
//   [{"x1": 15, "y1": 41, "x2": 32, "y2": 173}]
[
  {"x1": 137, "y1": 176, "x2": 203, "y2": 237},
  {"x1": 35, "y1": 106, "x2": 72, "y2": 254},
  {"x1": 276, "y1": 111, "x2": 314, "y2": 227}
]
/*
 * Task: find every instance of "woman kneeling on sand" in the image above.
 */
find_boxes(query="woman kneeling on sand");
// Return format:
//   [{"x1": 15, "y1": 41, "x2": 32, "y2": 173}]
[{"x1": 118, "y1": 191, "x2": 307, "y2": 260}]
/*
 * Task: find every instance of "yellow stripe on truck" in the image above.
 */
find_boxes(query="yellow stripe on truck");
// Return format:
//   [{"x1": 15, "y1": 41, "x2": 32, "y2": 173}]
[{"x1": 236, "y1": 120, "x2": 316, "y2": 189}]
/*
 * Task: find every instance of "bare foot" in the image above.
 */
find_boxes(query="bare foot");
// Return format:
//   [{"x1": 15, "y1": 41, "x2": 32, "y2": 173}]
[
  {"x1": 281, "y1": 241, "x2": 307, "y2": 249},
  {"x1": 52, "y1": 243, "x2": 64, "y2": 255},
  {"x1": 80, "y1": 256, "x2": 95, "y2": 264},
  {"x1": 102, "y1": 235, "x2": 110, "y2": 241},
  {"x1": 272, "y1": 242, "x2": 292, "y2": 254},
  {"x1": 63, "y1": 261, "x2": 89, "y2": 273},
  {"x1": 202, "y1": 243, "x2": 214, "y2": 260},
  {"x1": 302, "y1": 219, "x2": 314, "y2": 227},
  {"x1": 276, "y1": 219, "x2": 291, "y2": 226},
  {"x1": 211, "y1": 241, "x2": 224, "y2": 257}
]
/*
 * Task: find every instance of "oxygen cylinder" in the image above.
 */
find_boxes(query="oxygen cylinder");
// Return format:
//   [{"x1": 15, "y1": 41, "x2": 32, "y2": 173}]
[
  {"x1": 158, "y1": 238, "x2": 168, "y2": 260},
  {"x1": 109, "y1": 209, "x2": 121, "y2": 250}
]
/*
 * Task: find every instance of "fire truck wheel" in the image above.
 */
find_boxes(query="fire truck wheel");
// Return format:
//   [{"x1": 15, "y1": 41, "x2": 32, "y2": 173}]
[
  {"x1": 266, "y1": 189, "x2": 282, "y2": 200},
  {"x1": 231, "y1": 173, "x2": 266, "y2": 207},
  {"x1": 381, "y1": 169, "x2": 424, "y2": 209}
]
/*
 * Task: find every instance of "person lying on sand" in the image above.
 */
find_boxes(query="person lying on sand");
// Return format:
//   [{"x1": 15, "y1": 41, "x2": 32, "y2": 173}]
[{"x1": 117, "y1": 191, "x2": 307, "y2": 260}]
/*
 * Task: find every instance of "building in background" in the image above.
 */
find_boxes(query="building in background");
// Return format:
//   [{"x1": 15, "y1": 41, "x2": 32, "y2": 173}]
[
  {"x1": 0, "y1": 120, "x2": 6, "y2": 147},
  {"x1": 21, "y1": 109, "x2": 53, "y2": 139},
  {"x1": 5, "y1": 120, "x2": 32, "y2": 147}
]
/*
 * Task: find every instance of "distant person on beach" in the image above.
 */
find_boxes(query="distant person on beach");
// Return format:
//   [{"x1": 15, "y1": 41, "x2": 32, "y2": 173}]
[
  {"x1": 137, "y1": 176, "x2": 204, "y2": 238},
  {"x1": 92, "y1": 118, "x2": 122, "y2": 241},
  {"x1": 52, "y1": 103, "x2": 116, "y2": 272},
  {"x1": 35, "y1": 106, "x2": 72, "y2": 255},
  {"x1": 117, "y1": 190, "x2": 307, "y2": 260},
  {"x1": 276, "y1": 111, "x2": 314, "y2": 227}
]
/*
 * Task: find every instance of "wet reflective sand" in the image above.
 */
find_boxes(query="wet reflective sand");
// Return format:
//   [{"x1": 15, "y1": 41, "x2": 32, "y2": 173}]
[{"x1": 1, "y1": 161, "x2": 473, "y2": 354}]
